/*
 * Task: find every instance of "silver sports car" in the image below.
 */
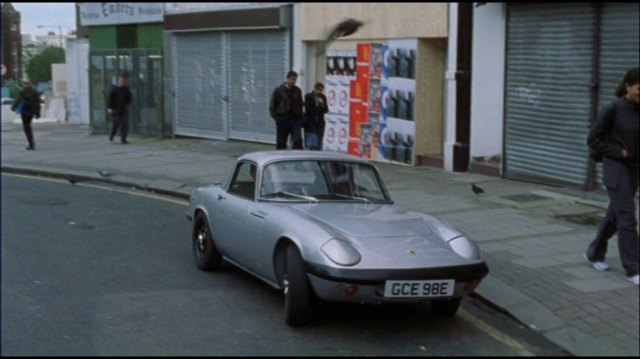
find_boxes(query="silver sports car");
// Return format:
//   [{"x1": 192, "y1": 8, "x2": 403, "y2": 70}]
[{"x1": 186, "y1": 151, "x2": 488, "y2": 326}]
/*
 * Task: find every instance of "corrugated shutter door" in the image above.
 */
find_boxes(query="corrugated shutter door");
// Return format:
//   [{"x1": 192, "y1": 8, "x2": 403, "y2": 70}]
[
  {"x1": 595, "y1": 3, "x2": 640, "y2": 187},
  {"x1": 172, "y1": 32, "x2": 227, "y2": 139},
  {"x1": 504, "y1": 3, "x2": 594, "y2": 186},
  {"x1": 228, "y1": 30, "x2": 289, "y2": 143}
]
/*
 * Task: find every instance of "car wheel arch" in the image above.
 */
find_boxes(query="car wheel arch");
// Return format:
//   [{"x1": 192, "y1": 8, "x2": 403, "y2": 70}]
[
  {"x1": 192, "y1": 209, "x2": 223, "y2": 271},
  {"x1": 193, "y1": 208, "x2": 212, "y2": 227},
  {"x1": 273, "y1": 237, "x2": 304, "y2": 288},
  {"x1": 273, "y1": 237, "x2": 291, "y2": 288},
  {"x1": 193, "y1": 209, "x2": 206, "y2": 227}
]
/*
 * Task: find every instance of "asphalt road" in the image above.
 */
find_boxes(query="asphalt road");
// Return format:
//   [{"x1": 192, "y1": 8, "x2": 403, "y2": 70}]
[{"x1": 1, "y1": 173, "x2": 571, "y2": 356}]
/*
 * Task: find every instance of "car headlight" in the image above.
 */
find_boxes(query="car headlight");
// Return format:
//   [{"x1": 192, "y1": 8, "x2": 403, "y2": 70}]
[
  {"x1": 447, "y1": 236, "x2": 482, "y2": 260},
  {"x1": 321, "y1": 239, "x2": 361, "y2": 266},
  {"x1": 428, "y1": 219, "x2": 481, "y2": 260}
]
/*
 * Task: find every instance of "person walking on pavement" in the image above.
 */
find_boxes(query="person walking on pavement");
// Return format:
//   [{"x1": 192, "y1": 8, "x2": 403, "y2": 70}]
[
  {"x1": 269, "y1": 70, "x2": 304, "y2": 150},
  {"x1": 107, "y1": 72, "x2": 132, "y2": 144},
  {"x1": 11, "y1": 79, "x2": 41, "y2": 150},
  {"x1": 585, "y1": 67, "x2": 639, "y2": 286},
  {"x1": 303, "y1": 82, "x2": 329, "y2": 150}
]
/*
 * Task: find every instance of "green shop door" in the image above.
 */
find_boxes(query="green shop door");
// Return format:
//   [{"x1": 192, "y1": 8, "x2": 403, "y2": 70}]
[{"x1": 89, "y1": 49, "x2": 163, "y2": 137}]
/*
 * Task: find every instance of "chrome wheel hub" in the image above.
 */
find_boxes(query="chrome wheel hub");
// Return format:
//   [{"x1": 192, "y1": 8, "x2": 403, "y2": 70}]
[{"x1": 197, "y1": 231, "x2": 206, "y2": 253}]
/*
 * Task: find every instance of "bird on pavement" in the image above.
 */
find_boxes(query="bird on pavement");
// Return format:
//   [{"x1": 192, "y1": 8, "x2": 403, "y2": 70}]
[
  {"x1": 471, "y1": 183, "x2": 485, "y2": 195},
  {"x1": 98, "y1": 170, "x2": 113, "y2": 178}
]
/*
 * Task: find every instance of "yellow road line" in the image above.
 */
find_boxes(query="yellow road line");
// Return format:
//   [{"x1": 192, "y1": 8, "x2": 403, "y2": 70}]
[
  {"x1": 458, "y1": 308, "x2": 535, "y2": 357},
  {"x1": 3, "y1": 172, "x2": 189, "y2": 206}
]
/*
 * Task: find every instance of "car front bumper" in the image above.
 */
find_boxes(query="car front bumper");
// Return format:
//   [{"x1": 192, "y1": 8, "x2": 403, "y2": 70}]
[{"x1": 305, "y1": 261, "x2": 489, "y2": 303}]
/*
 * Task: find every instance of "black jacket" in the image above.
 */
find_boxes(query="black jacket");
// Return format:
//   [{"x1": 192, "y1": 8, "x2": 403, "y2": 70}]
[
  {"x1": 108, "y1": 85, "x2": 132, "y2": 112},
  {"x1": 303, "y1": 92, "x2": 329, "y2": 133},
  {"x1": 588, "y1": 96, "x2": 639, "y2": 169},
  {"x1": 269, "y1": 83, "x2": 303, "y2": 120},
  {"x1": 12, "y1": 86, "x2": 41, "y2": 118}
]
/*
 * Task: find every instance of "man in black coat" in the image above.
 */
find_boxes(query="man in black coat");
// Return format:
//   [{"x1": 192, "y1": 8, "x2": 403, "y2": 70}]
[
  {"x1": 269, "y1": 71, "x2": 304, "y2": 150},
  {"x1": 107, "y1": 73, "x2": 133, "y2": 144},
  {"x1": 11, "y1": 79, "x2": 41, "y2": 150},
  {"x1": 303, "y1": 82, "x2": 329, "y2": 150}
]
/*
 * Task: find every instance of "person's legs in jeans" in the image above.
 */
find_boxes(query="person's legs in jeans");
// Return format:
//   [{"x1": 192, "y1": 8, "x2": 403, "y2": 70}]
[
  {"x1": 613, "y1": 168, "x2": 639, "y2": 277},
  {"x1": 587, "y1": 203, "x2": 617, "y2": 262},
  {"x1": 291, "y1": 119, "x2": 303, "y2": 149},
  {"x1": 21, "y1": 114, "x2": 35, "y2": 149},
  {"x1": 317, "y1": 121, "x2": 325, "y2": 151},
  {"x1": 110, "y1": 112, "x2": 121, "y2": 141},
  {"x1": 275, "y1": 118, "x2": 292, "y2": 150},
  {"x1": 119, "y1": 110, "x2": 129, "y2": 143}
]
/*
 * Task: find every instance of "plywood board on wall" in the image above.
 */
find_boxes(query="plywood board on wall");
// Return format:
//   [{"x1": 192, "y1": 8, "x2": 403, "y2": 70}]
[
  {"x1": 414, "y1": 38, "x2": 445, "y2": 158},
  {"x1": 299, "y1": 3, "x2": 448, "y2": 41}
]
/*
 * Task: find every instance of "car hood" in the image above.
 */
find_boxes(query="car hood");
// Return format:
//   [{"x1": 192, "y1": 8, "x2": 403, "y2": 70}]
[
  {"x1": 289, "y1": 203, "x2": 472, "y2": 268},
  {"x1": 289, "y1": 203, "x2": 434, "y2": 237}
]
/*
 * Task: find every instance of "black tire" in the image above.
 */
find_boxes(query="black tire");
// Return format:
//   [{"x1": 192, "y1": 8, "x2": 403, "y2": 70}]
[
  {"x1": 284, "y1": 245, "x2": 314, "y2": 326},
  {"x1": 430, "y1": 297, "x2": 461, "y2": 317},
  {"x1": 192, "y1": 212, "x2": 222, "y2": 271}
]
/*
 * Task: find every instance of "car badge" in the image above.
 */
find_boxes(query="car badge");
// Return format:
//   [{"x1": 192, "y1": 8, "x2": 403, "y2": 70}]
[{"x1": 407, "y1": 249, "x2": 417, "y2": 256}]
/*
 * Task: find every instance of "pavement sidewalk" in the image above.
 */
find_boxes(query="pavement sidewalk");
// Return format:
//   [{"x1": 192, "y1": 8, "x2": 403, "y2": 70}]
[{"x1": 2, "y1": 122, "x2": 638, "y2": 356}]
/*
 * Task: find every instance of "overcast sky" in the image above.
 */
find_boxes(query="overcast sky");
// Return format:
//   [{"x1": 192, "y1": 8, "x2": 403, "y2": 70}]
[{"x1": 12, "y1": 3, "x2": 76, "y2": 39}]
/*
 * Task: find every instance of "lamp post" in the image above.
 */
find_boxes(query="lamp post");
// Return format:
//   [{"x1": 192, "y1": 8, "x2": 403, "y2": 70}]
[{"x1": 36, "y1": 25, "x2": 63, "y2": 48}]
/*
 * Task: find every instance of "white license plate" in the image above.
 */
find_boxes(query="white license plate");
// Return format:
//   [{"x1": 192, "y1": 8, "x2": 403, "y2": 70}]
[{"x1": 384, "y1": 279, "x2": 455, "y2": 298}]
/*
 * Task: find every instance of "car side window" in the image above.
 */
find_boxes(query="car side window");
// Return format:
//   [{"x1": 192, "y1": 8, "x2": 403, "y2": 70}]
[
  {"x1": 352, "y1": 164, "x2": 386, "y2": 200},
  {"x1": 229, "y1": 162, "x2": 257, "y2": 200},
  {"x1": 261, "y1": 161, "x2": 328, "y2": 197}
]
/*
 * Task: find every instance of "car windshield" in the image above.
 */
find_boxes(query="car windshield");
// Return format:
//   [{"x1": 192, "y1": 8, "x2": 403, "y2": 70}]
[{"x1": 260, "y1": 160, "x2": 391, "y2": 203}]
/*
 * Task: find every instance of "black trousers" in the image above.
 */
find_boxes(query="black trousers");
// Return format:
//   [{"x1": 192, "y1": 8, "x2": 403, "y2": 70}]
[
  {"x1": 110, "y1": 110, "x2": 129, "y2": 141},
  {"x1": 21, "y1": 114, "x2": 35, "y2": 148},
  {"x1": 587, "y1": 159, "x2": 639, "y2": 277},
  {"x1": 275, "y1": 116, "x2": 302, "y2": 150}
]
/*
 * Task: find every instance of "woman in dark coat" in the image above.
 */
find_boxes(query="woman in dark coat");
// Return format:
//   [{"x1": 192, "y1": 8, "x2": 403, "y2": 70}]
[
  {"x1": 303, "y1": 82, "x2": 329, "y2": 150},
  {"x1": 585, "y1": 67, "x2": 639, "y2": 286},
  {"x1": 11, "y1": 79, "x2": 41, "y2": 150}
]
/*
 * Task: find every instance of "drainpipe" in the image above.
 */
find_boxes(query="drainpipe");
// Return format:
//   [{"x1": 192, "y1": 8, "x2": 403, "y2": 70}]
[
  {"x1": 586, "y1": 3, "x2": 601, "y2": 190},
  {"x1": 453, "y1": 2, "x2": 473, "y2": 172},
  {"x1": 444, "y1": 4, "x2": 458, "y2": 172}
]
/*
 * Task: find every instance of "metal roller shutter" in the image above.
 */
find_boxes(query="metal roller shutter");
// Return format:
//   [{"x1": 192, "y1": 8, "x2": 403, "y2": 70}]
[
  {"x1": 504, "y1": 3, "x2": 594, "y2": 186},
  {"x1": 172, "y1": 32, "x2": 227, "y2": 139},
  {"x1": 228, "y1": 30, "x2": 289, "y2": 143},
  {"x1": 595, "y1": 3, "x2": 640, "y2": 187}
]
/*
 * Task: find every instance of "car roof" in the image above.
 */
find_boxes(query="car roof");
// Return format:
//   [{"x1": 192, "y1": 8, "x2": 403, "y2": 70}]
[{"x1": 238, "y1": 150, "x2": 373, "y2": 167}]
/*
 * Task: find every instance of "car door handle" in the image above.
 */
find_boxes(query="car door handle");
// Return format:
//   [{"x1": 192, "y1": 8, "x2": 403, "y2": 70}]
[
  {"x1": 250, "y1": 210, "x2": 267, "y2": 218},
  {"x1": 218, "y1": 195, "x2": 226, "y2": 201}
]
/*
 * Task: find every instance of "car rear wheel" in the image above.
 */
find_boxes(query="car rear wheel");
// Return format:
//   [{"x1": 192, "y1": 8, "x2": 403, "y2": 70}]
[
  {"x1": 430, "y1": 297, "x2": 461, "y2": 317},
  {"x1": 192, "y1": 212, "x2": 222, "y2": 271},
  {"x1": 283, "y1": 245, "x2": 314, "y2": 326}
]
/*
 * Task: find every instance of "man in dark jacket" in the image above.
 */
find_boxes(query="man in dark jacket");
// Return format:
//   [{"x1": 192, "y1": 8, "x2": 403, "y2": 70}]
[
  {"x1": 303, "y1": 82, "x2": 329, "y2": 150},
  {"x1": 11, "y1": 79, "x2": 41, "y2": 150},
  {"x1": 107, "y1": 73, "x2": 133, "y2": 144},
  {"x1": 269, "y1": 71, "x2": 304, "y2": 150}
]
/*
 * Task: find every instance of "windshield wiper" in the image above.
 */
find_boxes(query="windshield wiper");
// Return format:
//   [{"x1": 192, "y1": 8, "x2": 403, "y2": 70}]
[
  {"x1": 262, "y1": 191, "x2": 318, "y2": 202},
  {"x1": 332, "y1": 193, "x2": 370, "y2": 202}
]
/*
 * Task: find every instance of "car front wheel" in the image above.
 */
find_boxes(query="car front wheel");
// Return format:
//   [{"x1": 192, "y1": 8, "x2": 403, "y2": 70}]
[
  {"x1": 430, "y1": 297, "x2": 461, "y2": 317},
  {"x1": 192, "y1": 212, "x2": 222, "y2": 271},
  {"x1": 283, "y1": 245, "x2": 314, "y2": 326}
]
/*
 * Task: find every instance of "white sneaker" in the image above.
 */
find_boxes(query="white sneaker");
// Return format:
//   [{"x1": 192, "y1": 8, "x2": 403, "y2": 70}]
[
  {"x1": 584, "y1": 253, "x2": 610, "y2": 271},
  {"x1": 627, "y1": 275, "x2": 639, "y2": 286}
]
